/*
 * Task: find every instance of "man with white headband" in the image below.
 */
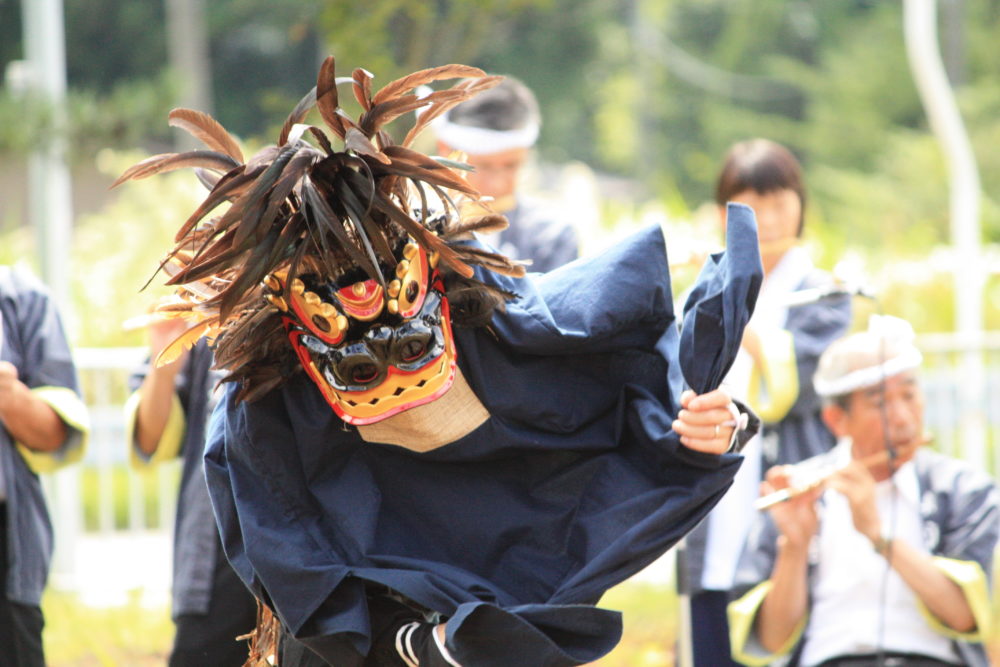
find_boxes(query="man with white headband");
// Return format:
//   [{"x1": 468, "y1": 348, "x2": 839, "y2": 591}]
[
  {"x1": 728, "y1": 315, "x2": 998, "y2": 667},
  {"x1": 434, "y1": 76, "x2": 579, "y2": 272}
]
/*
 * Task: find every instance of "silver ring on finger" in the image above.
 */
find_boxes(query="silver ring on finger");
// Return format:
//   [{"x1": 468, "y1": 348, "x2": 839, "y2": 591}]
[{"x1": 714, "y1": 424, "x2": 720, "y2": 437}]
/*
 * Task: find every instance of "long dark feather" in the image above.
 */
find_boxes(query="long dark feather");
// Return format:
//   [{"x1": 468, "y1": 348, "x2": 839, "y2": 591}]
[
  {"x1": 232, "y1": 144, "x2": 302, "y2": 249},
  {"x1": 378, "y1": 147, "x2": 476, "y2": 195},
  {"x1": 256, "y1": 210, "x2": 306, "y2": 280},
  {"x1": 308, "y1": 126, "x2": 335, "y2": 155},
  {"x1": 111, "y1": 151, "x2": 239, "y2": 188},
  {"x1": 401, "y1": 76, "x2": 503, "y2": 148},
  {"x1": 168, "y1": 108, "x2": 244, "y2": 163},
  {"x1": 217, "y1": 222, "x2": 287, "y2": 322},
  {"x1": 442, "y1": 214, "x2": 509, "y2": 239},
  {"x1": 371, "y1": 191, "x2": 472, "y2": 278},
  {"x1": 315, "y1": 56, "x2": 340, "y2": 137},
  {"x1": 173, "y1": 168, "x2": 254, "y2": 242},
  {"x1": 359, "y1": 94, "x2": 426, "y2": 136},
  {"x1": 300, "y1": 176, "x2": 380, "y2": 281},
  {"x1": 453, "y1": 245, "x2": 527, "y2": 277},
  {"x1": 352, "y1": 68, "x2": 374, "y2": 111},
  {"x1": 344, "y1": 127, "x2": 390, "y2": 164},
  {"x1": 328, "y1": 191, "x2": 384, "y2": 289},
  {"x1": 246, "y1": 145, "x2": 282, "y2": 172},
  {"x1": 371, "y1": 64, "x2": 487, "y2": 106},
  {"x1": 278, "y1": 87, "x2": 318, "y2": 146},
  {"x1": 194, "y1": 168, "x2": 221, "y2": 190},
  {"x1": 337, "y1": 171, "x2": 396, "y2": 267}
]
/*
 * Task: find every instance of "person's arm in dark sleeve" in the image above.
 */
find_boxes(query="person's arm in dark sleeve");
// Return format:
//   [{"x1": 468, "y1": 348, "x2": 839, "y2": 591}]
[
  {"x1": 3, "y1": 271, "x2": 89, "y2": 471},
  {"x1": 0, "y1": 360, "x2": 68, "y2": 451}
]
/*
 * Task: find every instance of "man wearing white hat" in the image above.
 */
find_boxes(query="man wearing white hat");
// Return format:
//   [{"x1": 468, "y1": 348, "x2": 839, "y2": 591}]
[
  {"x1": 728, "y1": 315, "x2": 997, "y2": 667},
  {"x1": 434, "y1": 76, "x2": 579, "y2": 273}
]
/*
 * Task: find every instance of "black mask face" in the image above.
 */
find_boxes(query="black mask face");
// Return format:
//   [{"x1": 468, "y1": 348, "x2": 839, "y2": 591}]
[{"x1": 270, "y1": 243, "x2": 459, "y2": 425}]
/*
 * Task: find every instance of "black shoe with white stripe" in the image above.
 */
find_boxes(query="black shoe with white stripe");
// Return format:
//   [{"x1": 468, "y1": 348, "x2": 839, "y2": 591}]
[{"x1": 364, "y1": 594, "x2": 459, "y2": 666}]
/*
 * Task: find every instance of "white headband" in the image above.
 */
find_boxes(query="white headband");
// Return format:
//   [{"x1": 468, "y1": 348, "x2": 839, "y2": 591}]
[
  {"x1": 814, "y1": 346, "x2": 923, "y2": 397},
  {"x1": 432, "y1": 115, "x2": 539, "y2": 155},
  {"x1": 814, "y1": 314, "x2": 923, "y2": 397}
]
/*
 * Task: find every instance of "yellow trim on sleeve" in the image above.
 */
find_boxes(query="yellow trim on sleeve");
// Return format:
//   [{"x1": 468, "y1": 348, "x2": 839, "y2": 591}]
[
  {"x1": 745, "y1": 329, "x2": 798, "y2": 423},
  {"x1": 15, "y1": 386, "x2": 90, "y2": 474},
  {"x1": 914, "y1": 556, "x2": 992, "y2": 642},
  {"x1": 124, "y1": 389, "x2": 186, "y2": 468},
  {"x1": 728, "y1": 580, "x2": 807, "y2": 666}
]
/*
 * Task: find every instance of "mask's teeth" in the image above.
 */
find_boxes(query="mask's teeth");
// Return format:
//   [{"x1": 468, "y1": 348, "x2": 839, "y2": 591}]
[
  {"x1": 265, "y1": 294, "x2": 288, "y2": 311},
  {"x1": 263, "y1": 274, "x2": 282, "y2": 292}
]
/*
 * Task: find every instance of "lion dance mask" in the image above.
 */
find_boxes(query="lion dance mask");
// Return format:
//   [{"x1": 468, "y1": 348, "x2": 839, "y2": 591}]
[{"x1": 115, "y1": 57, "x2": 524, "y2": 424}]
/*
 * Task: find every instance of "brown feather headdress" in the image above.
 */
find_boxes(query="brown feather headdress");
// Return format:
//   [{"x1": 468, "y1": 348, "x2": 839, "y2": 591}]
[{"x1": 115, "y1": 56, "x2": 524, "y2": 402}]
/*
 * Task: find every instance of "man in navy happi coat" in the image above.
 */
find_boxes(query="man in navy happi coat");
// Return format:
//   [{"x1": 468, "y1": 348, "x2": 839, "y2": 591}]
[
  {"x1": 116, "y1": 58, "x2": 762, "y2": 666},
  {"x1": 204, "y1": 208, "x2": 762, "y2": 666}
]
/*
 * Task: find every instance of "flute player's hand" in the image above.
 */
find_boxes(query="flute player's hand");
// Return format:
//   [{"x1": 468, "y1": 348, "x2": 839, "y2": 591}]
[
  {"x1": 826, "y1": 461, "x2": 881, "y2": 543},
  {"x1": 762, "y1": 465, "x2": 821, "y2": 551}
]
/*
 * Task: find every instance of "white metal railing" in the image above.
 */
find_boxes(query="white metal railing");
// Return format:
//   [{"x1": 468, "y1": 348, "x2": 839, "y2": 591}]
[
  {"x1": 43, "y1": 346, "x2": 176, "y2": 605},
  {"x1": 916, "y1": 333, "x2": 1000, "y2": 474}
]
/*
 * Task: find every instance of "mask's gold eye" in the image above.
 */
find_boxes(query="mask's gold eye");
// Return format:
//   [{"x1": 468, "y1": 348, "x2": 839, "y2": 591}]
[
  {"x1": 265, "y1": 272, "x2": 347, "y2": 345},
  {"x1": 396, "y1": 242, "x2": 429, "y2": 318}
]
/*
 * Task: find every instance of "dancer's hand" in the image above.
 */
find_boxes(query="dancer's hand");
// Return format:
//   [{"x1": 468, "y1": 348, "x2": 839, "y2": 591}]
[{"x1": 673, "y1": 388, "x2": 740, "y2": 454}]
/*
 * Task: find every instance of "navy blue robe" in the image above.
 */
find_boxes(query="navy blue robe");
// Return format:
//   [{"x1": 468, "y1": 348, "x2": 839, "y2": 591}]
[{"x1": 204, "y1": 206, "x2": 761, "y2": 665}]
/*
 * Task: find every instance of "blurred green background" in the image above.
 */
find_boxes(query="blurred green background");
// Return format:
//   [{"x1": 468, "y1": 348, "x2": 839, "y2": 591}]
[
  {"x1": 3, "y1": 0, "x2": 1000, "y2": 664},
  {"x1": 3, "y1": 0, "x2": 1000, "y2": 345}
]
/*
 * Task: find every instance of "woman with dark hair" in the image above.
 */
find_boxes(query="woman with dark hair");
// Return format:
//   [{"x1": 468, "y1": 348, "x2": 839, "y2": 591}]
[
  {"x1": 715, "y1": 138, "x2": 807, "y2": 253},
  {"x1": 681, "y1": 139, "x2": 853, "y2": 666}
]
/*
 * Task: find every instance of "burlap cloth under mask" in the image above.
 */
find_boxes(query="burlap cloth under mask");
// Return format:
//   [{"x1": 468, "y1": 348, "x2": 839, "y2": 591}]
[{"x1": 357, "y1": 366, "x2": 489, "y2": 452}]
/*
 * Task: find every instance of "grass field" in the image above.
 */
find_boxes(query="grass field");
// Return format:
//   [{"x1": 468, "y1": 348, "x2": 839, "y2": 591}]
[
  {"x1": 42, "y1": 578, "x2": 999, "y2": 666},
  {"x1": 43, "y1": 589, "x2": 173, "y2": 666},
  {"x1": 42, "y1": 581, "x2": 678, "y2": 666}
]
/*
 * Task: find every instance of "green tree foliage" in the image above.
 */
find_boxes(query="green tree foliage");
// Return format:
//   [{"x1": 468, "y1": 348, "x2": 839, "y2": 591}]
[
  {"x1": 204, "y1": 1, "x2": 324, "y2": 138},
  {"x1": 317, "y1": 0, "x2": 549, "y2": 80},
  {"x1": 3, "y1": 0, "x2": 1000, "y2": 337},
  {"x1": 63, "y1": 0, "x2": 167, "y2": 89},
  {"x1": 0, "y1": 0, "x2": 326, "y2": 153},
  {"x1": 69, "y1": 151, "x2": 205, "y2": 347}
]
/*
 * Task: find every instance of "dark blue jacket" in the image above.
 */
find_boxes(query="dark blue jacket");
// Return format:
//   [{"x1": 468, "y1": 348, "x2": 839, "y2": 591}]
[
  {"x1": 129, "y1": 341, "x2": 224, "y2": 617},
  {"x1": 0, "y1": 267, "x2": 88, "y2": 606},
  {"x1": 491, "y1": 196, "x2": 579, "y2": 273},
  {"x1": 205, "y1": 210, "x2": 762, "y2": 666}
]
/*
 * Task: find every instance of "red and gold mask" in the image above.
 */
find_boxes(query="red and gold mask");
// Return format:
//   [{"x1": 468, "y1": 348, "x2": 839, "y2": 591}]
[{"x1": 263, "y1": 241, "x2": 457, "y2": 425}]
